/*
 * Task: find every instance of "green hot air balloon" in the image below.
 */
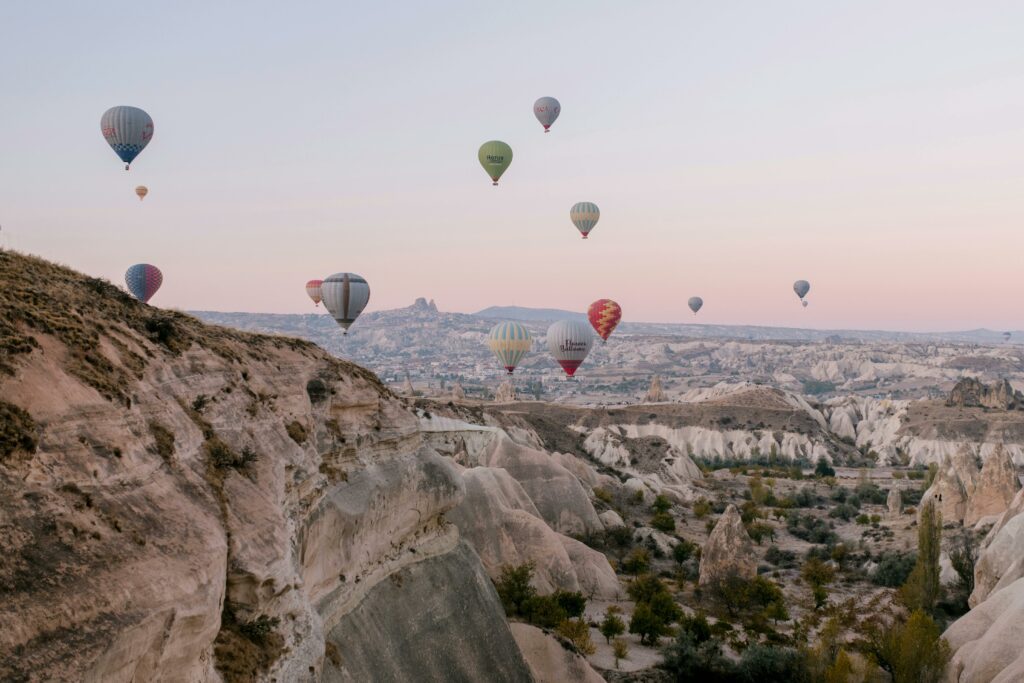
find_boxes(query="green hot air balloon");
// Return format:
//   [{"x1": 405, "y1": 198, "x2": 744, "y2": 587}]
[{"x1": 478, "y1": 141, "x2": 513, "y2": 186}]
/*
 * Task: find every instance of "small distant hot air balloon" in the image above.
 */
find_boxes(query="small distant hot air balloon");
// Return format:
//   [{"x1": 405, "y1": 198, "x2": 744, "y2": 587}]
[
  {"x1": 793, "y1": 280, "x2": 810, "y2": 305},
  {"x1": 587, "y1": 299, "x2": 622, "y2": 343},
  {"x1": 101, "y1": 106, "x2": 154, "y2": 170},
  {"x1": 570, "y1": 202, "x2": 600, "y2": 239},
  {"x1": 135, "y1": 186, "x2": 148, "y2": 201},
  {"x1": 125, "y1": 264, "x2": 163, "y2": 303},
  {"x1": 305, "y1": 279, "x2": 323, "y2": 307},
  {"x1": 802, "y1": 300, "x2": 809, "y2": 308},
  {"x1": 547, "y1": 319, "x2": 594, "y2": 378},
  {"x1": 1003, "y1": 332, "x2": 1012, "y2": 342},
  {"x1": 322, "y1": 272, "x2": 370, "y2": 334},
  {"x1": 487, "y1": 322, "x2": 533, "y2": 375},
  {"x1": 688, "y1": 297, "x2": 703, "y2": 315},
  {"x1": 478, "y1": 141, "x2": 513, "y2": 186},
  {"x1": 533, "y1": 97, "x2": 561, "y2": 132}
]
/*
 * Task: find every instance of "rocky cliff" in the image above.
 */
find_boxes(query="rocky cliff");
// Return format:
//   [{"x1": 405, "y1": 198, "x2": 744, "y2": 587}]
[{"x1": 0, "y1": 251, "x2": 532, "y2": 682}]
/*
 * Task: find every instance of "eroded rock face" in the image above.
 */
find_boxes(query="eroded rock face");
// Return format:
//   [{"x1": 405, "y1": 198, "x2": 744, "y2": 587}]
[
  {"x1": 495, "y1": 379, "x2": 517, "y2": 403},
  {"x1": 698, "y1": 505, "x2": 756, "y2": 585},
  {"x1": 970, "y1": 488, "x2": 1024, "y2": 607},
  {"x1": 887, "y1": 486, "x2": 903, "y2": 518},
  {"x1": 946, "y1": 378, "x2": 1022, "y2": 410},
  {"x1": 921, "y1": 446, "x2": 980, "y2": 524},
  {"x1": 964, "y1": 445, "x2": 1021, "y2": 526},
  {"x1": 510, "y1": 623, "x2": 606, "y2": 683},
  {"x1": 451, "y1": 382, "x2": 466, "y2": 400},
  {"x1": 645, "y1": 375, "x2": 666, "y2": 403}
]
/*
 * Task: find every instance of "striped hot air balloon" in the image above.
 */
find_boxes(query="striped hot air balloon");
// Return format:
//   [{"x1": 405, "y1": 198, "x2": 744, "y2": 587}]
[
  {"x1": 533, "y1": 96, "x2": 561, "y2": 132},
  {"x1": 478, "y1": 141, "x2": 513, "y2": 186},
  {"x1": 305, "y1": 279, "x2": 323, "y2": 306},
  {"x1": 570, "y1": 202, "x2": 600, "y2": 239},
  {"x1": 322, "y1": 272, "x2": 370, "y2": 334},
  {"x1": 547, "y1": 319, "x2": 594, "y2": 378},
  {"x1": 487, "y1": 322, "x2": 533, "y2": 375},
  {"x1": 125, "y1": 264, "x2": 162, "y2": 303},
  {"x1": 101, "y1": 106, "x2": 154, "y2": 170},
  {"x1": 135, "y1": 186, "x2": 148, "y2": 201},
  {"x1": 587, "y1": 299, "x2": 622, "y2": 342}
]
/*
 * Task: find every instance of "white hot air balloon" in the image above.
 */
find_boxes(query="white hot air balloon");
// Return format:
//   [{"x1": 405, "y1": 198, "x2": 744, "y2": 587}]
[
  {"x1": 546, "y1": 319, "x2": 594, "y2": 378},
  {"x1": 100, "y1": 106, "x2": 154, "y2": 170},
  {"x1": 533, "y1": 96, "x2": 561, "y2": 132},
  {"x1": 321, "y1": 272, "x2": 370, "y2": 334}
]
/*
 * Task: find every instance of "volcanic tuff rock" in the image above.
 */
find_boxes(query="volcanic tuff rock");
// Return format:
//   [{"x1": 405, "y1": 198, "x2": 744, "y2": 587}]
[
  {"x1": 921, "y1": 445, "x2": 980, "y2": 524},
  {"x1": 644, "y1": 375, "x2": 666, "y2": 403},
  {"x1": 964, "y1": 445, "x2": 1021, "y2": 526},
  {"x1": 511, "y1": 623, "x2": 606, "y2": 683},
  {"x1": 944, "y1": 488, "x2": 1024, "y2": 682},
  {"x1": 946, "y1": 377, "x2": 1022, "y2": 410},
  {"x1": 495, "y1": 378, "x2": 517, "y2": 402},
  {"x1": 0, "y1": 251, "x2": 531, "y2": 682},
  {"x1": 887, "y1": 486, "x2": 903, "y2": 518},
  {"x1": 698, "y1": 504, "x2": 756, "y2": 585}
]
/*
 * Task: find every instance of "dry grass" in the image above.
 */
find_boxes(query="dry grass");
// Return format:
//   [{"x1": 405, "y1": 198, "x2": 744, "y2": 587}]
[
  {"x1": 0, "y1": 400, "x2": 37, "y2": 460},
  {"x1": 213, "y1": 603, "x2": 285, "y2": 683}
]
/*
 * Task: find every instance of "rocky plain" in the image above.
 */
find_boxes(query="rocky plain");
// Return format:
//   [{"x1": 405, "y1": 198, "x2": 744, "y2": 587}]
[{"x1": 4, "y1": 251, "x2": 1024, "y2": 682}]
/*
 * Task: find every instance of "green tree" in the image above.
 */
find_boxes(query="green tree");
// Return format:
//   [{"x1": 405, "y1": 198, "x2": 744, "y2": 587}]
[
  {"x1": 802, "y1": 557, "x2": 835, "y2": 610},
  {"x1": 673, "y1": 539, "x2": 697, "y2": 565},
  {"x1": 864, "y1": 609, "x2": 951, "y2": 683},
  {"x1": 553, "y1": 590, "x2": 586, "y2": 619},
  {"x1": 629, "y1": 602, "x2": 668, "y2": 645},
  {"x1": 901, "y1": 500, "x2": 941, "y2": 612},
  {"x1": 662, "y1": 631, "x2": 736, "y2": 681},
  {"x1": 652, "y1": 494, "x2": 672, "y2": 513},
  {"x1": 494, "y1": 563, "x2": 535, "y2": 617},
  {"x1": 651, "y1": 511, "x2": 676, "y2": 533},
  {"x1": 612, "y1": 638, "x2": 629, "y2": 668},
  {"x1": 599, "y1": 607, "x2": 625, "y2": 643},
  {"x1": 621, "y1": 547, "x2": 651, "y2": 575},
  {"x1": 815, "y1": 459, "x2": 836, "y2": 478},
  {"x1": 557, "y1": 617, "x2": 596, "y2": 655}
]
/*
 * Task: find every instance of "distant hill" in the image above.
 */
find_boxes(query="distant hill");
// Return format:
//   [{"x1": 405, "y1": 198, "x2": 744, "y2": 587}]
[{"x1": 473, "y1": 306, "x2": 587, "y2": 322}]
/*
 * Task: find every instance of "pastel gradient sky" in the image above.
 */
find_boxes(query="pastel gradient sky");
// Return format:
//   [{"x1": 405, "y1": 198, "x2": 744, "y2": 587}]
[{"x1": 2, "y1": 1, "x2": 1023, "y2": 331}]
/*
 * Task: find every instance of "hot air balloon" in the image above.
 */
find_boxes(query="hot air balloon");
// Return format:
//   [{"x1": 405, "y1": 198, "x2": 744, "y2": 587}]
[
  {"x1": 547, "y1": 319, "x2": 594, "y2": 378},
  {"x1": 1003, "y1": 332, "x2": 1012, "y2": 342},
  {"x1": 793, "y1": 280, "x2": 810, "y2": 304},
  {"x1": 125, "y1": 264, "x2": 163, "y2": 303},
  {"x1": 802, "y1": 300, "x2": 809, "y2": 308},
  {"x1": 135, "y1": 186, "x2": 148, "y2": 201},
  {"x1": 533, "y1": 97, "x2": 561, "y2": 132},
  {"x1": 570, "y1": 202, "x2": 600, "y2": 239},
  {"x1": 305, "y1": 279, "x2": 323, "y2": 307},
  {"x1": 587, "y1": 299, "x2": 621, "y2": 342},
  {"x1": 478, "y1": 141, "x2": 513, "y2": 186},
  {"x1": 487, "y1": 322, "x2": 532, "y2": 375},
  {"x1": 101, "y1": 106, "x2": 154, "y2": 170},
  {"x1": 322, "y1": 272, "x2": 370, "y2": 334},
  {"x1": 688, "y1": 297, "x2": 703, "y2": 315}
]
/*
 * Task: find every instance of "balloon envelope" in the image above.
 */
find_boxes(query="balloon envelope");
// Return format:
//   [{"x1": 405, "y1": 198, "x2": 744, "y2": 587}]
[
  {"x1": 135, "y1": 185, "x2": 148, "y2": 201},
  {"x1": 322, "y1": 273, "x2": 370, "y2": 333},
  {"x1": 587, "y1": 299, "x2": 622, "y2": 341},
  {"x1": 125, "y1": 264, "x2": 162, "y2": 303},
  {"x1": 533, "y1": 96, "x2": 561, "y2": 132},
  {"x1": 101, "y1": 106, "x2": 154, "y2": 169},
  {"x1": 547, "y1": 319, "x2": 594, "y2": 377},
  {"x1": 478, "y1": 141, "x2": 513, "y2": 185},
  {"x1": 570, "y1": 202, "x2": 600, "y2": 239},
  {"x1": 305, "y1": 279, "x2": 323, "y2": 306},
  {"x1": 487, "y1": 321, "x2": 532, "y2": 374},
  {"x1": 793, "y1": 280, "x2": 810, "y2": 299},
  {"x1": 688, "y1": 297, "x2": 703, "y2": 315}
]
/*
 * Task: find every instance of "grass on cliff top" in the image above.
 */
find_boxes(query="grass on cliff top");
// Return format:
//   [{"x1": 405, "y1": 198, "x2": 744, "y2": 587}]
[{"x1": 0, "y1": 249, "x2": 385, "y2": 400}]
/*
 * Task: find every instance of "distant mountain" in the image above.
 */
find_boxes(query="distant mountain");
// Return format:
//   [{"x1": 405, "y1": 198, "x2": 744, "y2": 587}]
[{"x1": 473, "y1": 306, "x2": 587, "y2": 322}]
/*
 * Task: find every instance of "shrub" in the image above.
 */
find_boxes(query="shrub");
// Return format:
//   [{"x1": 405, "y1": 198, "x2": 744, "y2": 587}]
[
  {"x1": 651, "y1": 511, "x2": 676, "y2": 533},
  {"x1": 765, "y1": 546, "x2": 797, "y2": 568},
  {"x1": 148, "y1": 421, "x2": 175, "y2": 462},
  {"x1": 786, "y1": 512, "x2": 838, "y2": 545},
  {"x1": 594, "y1": 487, "x2": 613, "y2": 504},
  {"x1": 673, "y1": 539, "x2": 697, "y2": 565},
  {"x1": 652, "y1": 494, "x2": 672, "y2": 513},
  {"x1": 693, "y1": 498, "x2": 712, "y2": 518},
  {"x1": 661, "y1": 631, "x2": 736, "y2": 681},
  {"x1": 737, "y1": 644, "x2": 811, "y2": 681},
  {"x1": 622, "y1": 548, "x2": 651, "y2": 575},
  {"x1": 629, "y1": 602, "x2": 669, "y2": 645},
  {"x1": 829, "y1": 503, "x2": 858, "y2": 521},
  {"x1": 557, "y1": 618, "x2": 596, "y2": 654},
  {"x1": 612, "y1": 638, "x2": 629, "y2": 667},
  {"x1": 207, "y1": 437, "x2": 253, "y2": 469},
  {"x1": 815, "y1": 459, "x2": 836, "y2": 478},
  {"x1": 600, "y1": 607, "x2": 625, "y2": 643},
  {"x1": 861, "y1": 609, "x2": 950, "y2": 683},
  {"x1": 191, "y1": 394, "x2": 210, "y2": 412},
  {"x1": 522, "y1": 594, "x2": 567, "y2": 628},
  {"x1": 286, "y1": 420, "x2": 307, "y2": 445},
  {"x1": 495, "y1": 563, "x2": 535, "y2": 616},
  {"x1": 872, "y1": 551, "x2": 916, "y2": 587},
  {"x1": 0, "y1": 400, "x2": 37, "y2": 460},
  {"x1": 554, "y1": 590, "x2": 586, "y2": 619}
]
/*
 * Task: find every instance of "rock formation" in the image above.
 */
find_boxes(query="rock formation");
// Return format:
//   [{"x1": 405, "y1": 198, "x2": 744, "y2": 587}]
[
  {"x1": 969, "y1": 487, "x2": 1024, "y2": 607},
  {"x1": 450, "y1": 381, "x2": 466, "y2": 400},
  {"x1": 0, "y1": 252, "x2": 532, "y2": 682},
  {"x1": 887, "y1": 486, "x2": 903, "y2": 518},
  {"x1": 495, "y1": 378, "x2": 517, "y2": 402},
  {"x1": 946, "y1": 377, "x2": 1022, "y2": 410},
  {"x1": 964, "y1": 445, "x2": 1021, "y2": 526},
  {"x1": 645, "y1": 375, "x2": 666, "y2": 402},
  {"x1": 698, "y1": 504, "x2": 756, "y2": 585},
  {"x1": 510, "y1": 623, "x2": 606, "y2": 683},
  {"x1": 920, "y1": 445, "x2": 980, "y2": 524},
  {"x1": 401, "y1": 372, "x2": 415, "y2": 395}
]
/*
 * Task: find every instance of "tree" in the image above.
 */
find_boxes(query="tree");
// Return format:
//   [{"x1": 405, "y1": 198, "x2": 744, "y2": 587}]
[
  {"x1": 553, "y1": 590, "x2": 586, "y2": 619},
  {"x1": 824, "y1": 649, "x2": 854, "y2": 683},
  {"x1": 802, "y1": 557, "x2": 835, "y2": 610},
  {"x1": 600, "y1": 607, "x2": 625, "y2": 643},
  {"x1": 673, "y1": 539, "x2": 697, "y2": 565},
  {"x1": 629, "y1": 602, "x2": 668, "y2": 645},
  {"x1": 612, "y1": 638, "x2": 629, "y2": 669},
  {"x1": 736, "y1": 644, "x2": 811, "y2": 682},
  {"x1": 815, "y1": 459, "x2": 836, "y2": 478},
  {"x1": 557, "y1": 617, "x2": 596, "y2": 655},
  {"x1": 494, "y1": 563, "x2": 535, "y2": 616},
  {"x1": 661, "y1": 631, "x2": 736, "y2": 682},
  {"x1": 621, "y1": 547, "x2": 651, "y2": 575},
  {"x1": 863, "y1": 609, "x2": 951, "y2": 683},
  {"x1": 900, "y1": 500, "x2": 941, "y2": 612}
]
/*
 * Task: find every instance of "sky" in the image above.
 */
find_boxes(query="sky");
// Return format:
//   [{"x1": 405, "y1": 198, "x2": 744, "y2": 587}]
[{"x1": 2, "y1": 1, "x2": 1023, "y2": 331}]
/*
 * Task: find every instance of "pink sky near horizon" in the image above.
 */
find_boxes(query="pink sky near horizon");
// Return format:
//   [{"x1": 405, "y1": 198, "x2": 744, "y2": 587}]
[{"x1": 2, "y1": 1, "x2": 1024, "y2": 332}]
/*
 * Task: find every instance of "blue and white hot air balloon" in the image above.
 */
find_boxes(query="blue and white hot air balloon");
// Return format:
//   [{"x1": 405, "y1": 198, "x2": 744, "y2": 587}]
[
  {"x1": 101, "y1": 106, "x2": 154, "y2": 170},
  {"x1": 125, "y1": 264, "x2": 163, "y2": 303}
]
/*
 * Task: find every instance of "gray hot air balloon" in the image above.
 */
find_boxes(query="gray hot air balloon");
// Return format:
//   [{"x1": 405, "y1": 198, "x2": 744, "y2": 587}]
[
  {"x1": 688, "y1": 297, "x2": 703, "y2": 315},
  {"x1": 793, "y1": 280, "x2": 810, "y2": 302},
  {"x1": 322, "y1": 272, "x2": 370, "y2": 334},
  {"x1": 533, "y1": 97, "x2": 561, "y2": 132},
  {"x1": 546, "y1": 319, "x2": 594, "y2": 378},
  {"x1": 100, "y1": 106, "x2": 154, "y2": 170}
]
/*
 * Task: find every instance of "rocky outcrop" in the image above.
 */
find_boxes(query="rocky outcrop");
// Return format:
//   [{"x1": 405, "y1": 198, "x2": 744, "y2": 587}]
[
  {"x1": 510, "y1": 623, "x2": 606, "y2": 683},
  {"x1": 969, "y1": 488, "x2": 1024, "y2": 607},
  {"x1": 921, "y1": 446, "x2": 980, "y2": 524},
  {"x1": 495, "y1": 379, "x2": 517, "y2": 403},
  {"x1": 698, "y1": 505, "x2": 756, "y2": 585},
  {"x1": 887, "y1": 486, "x2": 903, "y2": 518},
  {"x1": 450, "y1": 382, "x2": 466, "y2": 400},
  {"x1": 644, "y1": 375, "x2": 666, "y2": 403},
  {"x1": 447, "y1": 467, "x2": 619, "y2": 598},
  {"x1": 946, "y1": 378, "x2": 1021, "y2": 410},
  {"x1": 964, "y1": 445, "x2": 1021, "y2": 526},
  {"x1": 0, "y1": 252, "x2": 535, "y2": 682}
]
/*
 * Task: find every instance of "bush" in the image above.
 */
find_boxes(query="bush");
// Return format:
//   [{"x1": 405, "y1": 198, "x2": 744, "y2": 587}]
[
  {"x1": 148, "y1": 421, "x2": 175, "y2": 462},
  {"x1": 737, "y1": 644, "x2": 811, "y2": 682},
  {"x1": 872, "y1": 552, "x2": 916, "y2": 587},
  {"x1": 554, "y1": 590, "x2": 586, "y2": 619},
  {"x1": 815, "y1": 459, "x2": 836, "y2": 478},
  {"x1": 829, "y1": 503, "x2": 858, "y2": 521},
  {"x1": 557, "y1": 618, "x2": 595, "y2": 655},
  {"x1": 0, "y1": 400, "x2": 38, "y2": 460},
  {"x1": 693, "y1": 498, "x2": 712, "y2": 518},
  {"x1": 207, "y1": 437, "x2": 254, "y2": 469},
  {"x1": 286, "y1": 420, "x2": 307, "y2": 445},
  {"x1": 612, "y1": 638, "x2": 629, "y2": 666},
  {"x1": 522, "y1": 595, "x2": 567, "y2": 629},
  {"x1": 495, "y1": 563, "x2": 535, "y2": 616},
  {"x1": 786, "y1": 512, "x2": 838, "y2": 545},
  {"x1": 673, "y1": 539, "x2": 697, "y2": 565},
  {"x1": 661, "y1": 631, "x2": 736, "y2": 681},
  {"x1": 651, "y1": 511, "x2": 676, "y2": 533},
  {"x1": 622, "y1": 548, "x2": 651, "y2": 575},
  {"x1": 594, "y1": 487, "x2": 613, "y2": 504},
  {"x1": 652, "y1": 494, "x2": 672, "y2": 513},
  {"x1": 600, "y1": 607, "x2": 625, "y2": 643},
  {"x1": 765, "y1": 546, "x2": 797, "y2": 568}
]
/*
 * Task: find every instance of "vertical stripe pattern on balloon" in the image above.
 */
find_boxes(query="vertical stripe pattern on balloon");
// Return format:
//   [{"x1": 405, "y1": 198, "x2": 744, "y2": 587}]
[
  {"x1": 487, "y1": 321, "x2": 533, "y2": 374},
  {"x1": 570, "y1": 202, "x2": 600, "y2": 238}
]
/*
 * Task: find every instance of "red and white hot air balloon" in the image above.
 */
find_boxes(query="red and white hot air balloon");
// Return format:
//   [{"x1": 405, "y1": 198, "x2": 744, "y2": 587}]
[
  {"x1": 547, "y1": 319, "x2": 594, "y2": 378},
  {"x1": 587, "y1": 299, "x2": 622, "y2": 343},
  {"x1": 305, "y1": 279, "x2": 323, "y2": 307}
]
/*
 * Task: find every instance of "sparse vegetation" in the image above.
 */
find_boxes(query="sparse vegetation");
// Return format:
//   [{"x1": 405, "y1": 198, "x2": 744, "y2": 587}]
[
  {"x1": 148, "y1": 421, "x2": 175, "y2": 462},
  {"x1": 0, "y1": 400, "x2": 37, "y2": 460},
  {"x1": 214, "y1": 603, "x2": 285, "y2": 683},
  {"x1": 286, "y1": 420, "x2": 308, "y2": 444}
]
